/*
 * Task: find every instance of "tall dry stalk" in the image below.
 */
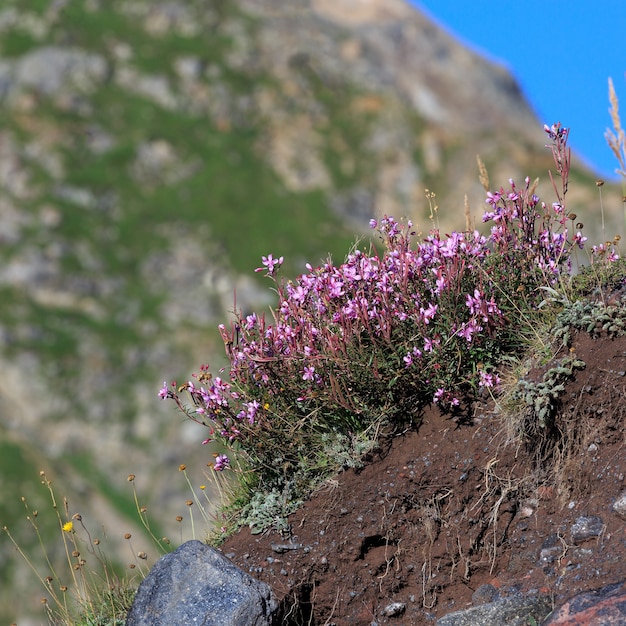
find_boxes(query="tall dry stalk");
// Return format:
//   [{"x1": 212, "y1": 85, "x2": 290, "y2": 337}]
[{"x1": 605, "y1": 77, "x2": 626, "y2": 230}]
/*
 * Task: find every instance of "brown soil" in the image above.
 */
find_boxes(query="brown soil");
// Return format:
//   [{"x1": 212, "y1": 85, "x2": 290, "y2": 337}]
[{"x1": 221, "y1": 331, "x2": 626, "y2": 625}]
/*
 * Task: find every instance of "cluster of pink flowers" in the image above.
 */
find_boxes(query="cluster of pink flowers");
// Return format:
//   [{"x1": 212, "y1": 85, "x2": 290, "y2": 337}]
[
  {"x1": 162, "y1": 213, "x2": 518, "y2": 455},
  {"x1": 222, "y1": 217, "x2": 509, "y2": 411},
  {"x1": 160, "y1": 123, "x2": 618, "y2": 478}
]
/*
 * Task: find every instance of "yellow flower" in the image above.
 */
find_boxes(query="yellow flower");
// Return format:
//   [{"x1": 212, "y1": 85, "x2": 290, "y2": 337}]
[
  {"x1": 62, "y1": 521, "x2": 73, "y2": 532},
  {"x1": 263, "y1": 403, "x2": 270, "y2": 410}
]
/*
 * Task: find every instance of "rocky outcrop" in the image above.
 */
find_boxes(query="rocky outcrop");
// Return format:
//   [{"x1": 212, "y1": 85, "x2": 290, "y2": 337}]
[
  {"x1": 543, "y1": 581, "x2": 626, "y2": 625},
  {"x1": 125, "y1": 540, "x2": 279, "y2": 626},
  {"x1": 435, "y1": 593, "x2": 552, "y2": 626},
  {"x1": 432, "y1": 582, "x2": 626, "y2": 626}
]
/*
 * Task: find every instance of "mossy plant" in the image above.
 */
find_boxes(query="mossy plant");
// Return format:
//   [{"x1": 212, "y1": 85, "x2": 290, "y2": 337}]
[{"x1": 511, "y1": 355, "x2": 586, "y2": 431}]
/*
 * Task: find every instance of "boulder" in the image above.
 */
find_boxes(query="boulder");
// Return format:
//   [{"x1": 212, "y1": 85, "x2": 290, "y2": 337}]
[
  {"x1": 542, "y1": 580, "x2": 626, "y2": 625},
  {"x1": 435, "y1": 593, "x2": 552, "y2": 626},
  {"x1": 125, "y1": 540, "x2": 279, "y2": 626}
]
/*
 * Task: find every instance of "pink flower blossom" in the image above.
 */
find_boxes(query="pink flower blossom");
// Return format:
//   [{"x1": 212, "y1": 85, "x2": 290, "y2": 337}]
[
  {"x1": 420, "y1": 303, "x2": 438, "y2": 324},
  {"x1": 573, "y1": 232, "x2": 587, "y2": 249},
  {"x1": 213, "y1": 454, "x2": 230, "y2": 471},
  {"x1": 255, "y1": 254, "x2": 284, "y2": 275},
  {"x1": 158, "y1": 382, "x2": 169, "y2": 400},
  {"x1": 478, "y1": 370, "x2": 501, "y2": 389}
]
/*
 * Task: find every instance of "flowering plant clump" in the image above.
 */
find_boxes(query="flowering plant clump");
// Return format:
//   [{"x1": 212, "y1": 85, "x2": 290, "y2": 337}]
[{"x1": 160, "y1": 123, "x2": 618, "y2": 530}]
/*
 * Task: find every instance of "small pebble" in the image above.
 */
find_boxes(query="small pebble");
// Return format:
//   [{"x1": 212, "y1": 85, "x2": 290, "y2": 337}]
[
  {"x1": 271, "y1": 543, "x2": 303, "y2": 554},
  {"x1": 382, "y1": 602, "x2": 405, "y2": 617}
]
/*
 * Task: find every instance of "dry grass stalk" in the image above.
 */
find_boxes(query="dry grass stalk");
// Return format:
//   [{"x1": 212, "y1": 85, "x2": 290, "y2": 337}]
[
  {"x1": 605, "y1": 77, "x2": 626, "y2": 231},
  {"x1": 476, "y1": 155, "x2": 490, "y2": 192},
  {"x1": 606, "y1": 77, "x2": 626, "y2": 177}
]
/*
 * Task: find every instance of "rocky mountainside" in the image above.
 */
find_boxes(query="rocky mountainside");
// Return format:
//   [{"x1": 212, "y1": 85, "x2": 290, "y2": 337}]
[{"x1": 0, "y1": 0, "x2": 621, "y2": 621}]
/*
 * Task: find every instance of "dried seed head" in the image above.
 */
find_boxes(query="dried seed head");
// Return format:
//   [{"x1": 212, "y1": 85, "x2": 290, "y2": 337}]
[
  {"x1": 127, "y1": 474, "x2": 135, "y2": 482},
  {"x1": 186, "y1": 500, "x2": 193, "y2": 507},
  {"x1": 176, "y1": 516, "x2": 183, "y2": 523},
  {"x1": 72, "y1": 513, "x2": 82, "y2": 521},
  {"x1": 568, "y1": 213, "x2": 577, "y2": 220},
  {"x1": 124, "y1": 533, "x2": 132, "y2": 540},
  {"x1": 576, "y1": 223, "x2": 584, "y2": 229},
  {"x1": 137, "y1": 551, "x2": 148, "y2": 560},
  {"x1": 93, "y1": 539, "x2": 100, "y2": 546},
  {"x1": 595, "y1": 179, "x2": 605, "y2": 186},
  {"x1": 72, "y1": 550, "x2": 80, "y2": 558},
  {"x1": 178, "y1": 464, "x2": 186, "y2": 472},
  {"x1": 60, "y1": 586, "x2": 68, "y2": 592}
]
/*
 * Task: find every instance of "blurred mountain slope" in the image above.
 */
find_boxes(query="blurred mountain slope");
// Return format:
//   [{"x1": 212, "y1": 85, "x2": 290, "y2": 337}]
[{"x1": 0, "y1": 1, "x2": 620, "y2": 621}]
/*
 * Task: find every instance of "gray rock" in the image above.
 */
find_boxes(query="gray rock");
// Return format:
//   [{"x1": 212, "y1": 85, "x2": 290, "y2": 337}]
[
  {"x1": 381, "y1": 601, "x2": 405, "y2": 617},
  {"x1": 125, "y1": 540, "x2": 279, "y2": 626},
  {"x1": 435, "y1": 593, "x2": 552, "y2": 626},
  {"x1": 542, "y1": 580, "x2": 626, "y2": 625},
  {"x1": 611, "y1": 491, "x2": 626, "y2": 520},
  {"x1": 570, "y1": 515, "x2": 605, "y2": 544},
  {"x1": 13, "y1": 46, "x2": 106, "y2": 96},
  {"x1": 471, "y1": 583, "x2": 499, "y2": 606},
  {"x1": 539, "y1": 533, "x2": 564, "y2": 567}
]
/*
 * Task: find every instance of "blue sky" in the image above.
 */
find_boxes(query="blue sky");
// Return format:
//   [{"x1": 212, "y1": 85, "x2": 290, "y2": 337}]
[{"x1": 409, "y1": 0, "x2": 626, "y2": 180}]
